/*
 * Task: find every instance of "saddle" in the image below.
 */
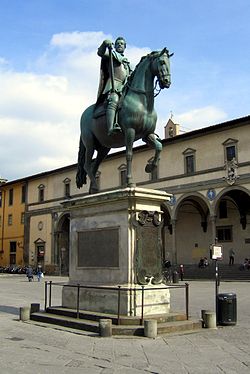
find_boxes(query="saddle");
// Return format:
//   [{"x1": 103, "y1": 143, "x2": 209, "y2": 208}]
[
  {"x1": 93, "y1": 101, "x2": 107, "y2": 119},
  {"x1": 93, "y1": 87, "x2": 127, "y2": 120}
]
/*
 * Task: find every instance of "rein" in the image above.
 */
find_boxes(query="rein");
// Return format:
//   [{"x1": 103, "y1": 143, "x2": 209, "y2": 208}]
[
  {"x1": 125, "y1": 54, "x2": 165, "y2": 98},
  {"x1": 126, "y1": 79, "x2": 162, "y2": 97}
]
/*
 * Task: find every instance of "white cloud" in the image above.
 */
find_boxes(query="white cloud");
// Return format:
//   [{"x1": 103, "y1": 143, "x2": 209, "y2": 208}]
[
  {"x1": 51, "y1": 31, "x2": 113, "y2": 49},
  {"x1": 0, "y1": 31, "x2": 150, "y2": 181},
  {"x1": 0, "y1": 30, "x2": 234, "y2": 182},
  {"x1": 172, "y1": 106, "x2": 227, "y2": 131},
  {"x1": 0, "y1": 57, "x2": 8, "y2": 67}
]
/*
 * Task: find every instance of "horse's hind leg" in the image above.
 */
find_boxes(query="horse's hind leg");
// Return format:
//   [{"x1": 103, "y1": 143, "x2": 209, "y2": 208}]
[
  {"x1": 91, "y1": 145, "x2": 110, "y2": 190},
  {"x1": 83, "y1": 139, "x2": 99, "y2": 194},
  {"x1": 143, "y1": 133, "x2": 162, "y2": 173}
]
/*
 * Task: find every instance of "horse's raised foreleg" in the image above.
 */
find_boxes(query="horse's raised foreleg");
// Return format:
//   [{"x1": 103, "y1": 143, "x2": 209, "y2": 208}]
[
  {"x1": 143, "y1": 133, "x2": 163, "y2": 173},
  {"x1": 125, "y1": 128, "x2": 136, "y2": 187}
]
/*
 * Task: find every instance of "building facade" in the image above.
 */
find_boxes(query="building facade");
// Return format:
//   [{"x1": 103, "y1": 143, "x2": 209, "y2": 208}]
[
  {"x1": 1, "y1": 115, "x2": 250, "y2": 272},
  {"x1": 0, "y1": 179, "x2": 27, "y2": 267}
]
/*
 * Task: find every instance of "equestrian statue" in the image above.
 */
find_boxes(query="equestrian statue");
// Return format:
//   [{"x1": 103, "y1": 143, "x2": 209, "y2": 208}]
[{"x1": 76, "y1": 37, "x2": 173, "y2": 194}]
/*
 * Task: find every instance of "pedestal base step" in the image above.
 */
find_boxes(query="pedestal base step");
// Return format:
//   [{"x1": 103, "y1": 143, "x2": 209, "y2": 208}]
[{"x1": 30, "y1": 307, "x2": 202, "y2": 336}]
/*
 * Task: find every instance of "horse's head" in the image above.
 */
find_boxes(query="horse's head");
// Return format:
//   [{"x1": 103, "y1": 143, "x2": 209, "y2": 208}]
[{"x1": 152, "y1": 47, "x2": 173, "y2": 89}]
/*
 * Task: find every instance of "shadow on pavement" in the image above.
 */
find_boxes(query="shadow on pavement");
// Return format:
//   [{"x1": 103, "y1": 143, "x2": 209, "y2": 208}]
[{"x1": 0, "y1": 305, "x2": 19, "y2": 315}]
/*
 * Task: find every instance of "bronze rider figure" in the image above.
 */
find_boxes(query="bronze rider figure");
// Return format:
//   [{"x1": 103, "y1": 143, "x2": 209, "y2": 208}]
[{"x1": 96, "y1": 37, "x2": 132, "y2": 135}]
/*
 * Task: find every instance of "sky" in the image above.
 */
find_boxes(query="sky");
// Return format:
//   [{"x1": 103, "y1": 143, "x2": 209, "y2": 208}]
[{"x1": 0, "y1": 0, "x2": 250, "y2": 181}]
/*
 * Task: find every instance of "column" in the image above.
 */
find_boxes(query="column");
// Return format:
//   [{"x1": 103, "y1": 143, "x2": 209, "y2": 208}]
[{"x1": 171, "y1": 219, "x2": 177, "y2": 265}]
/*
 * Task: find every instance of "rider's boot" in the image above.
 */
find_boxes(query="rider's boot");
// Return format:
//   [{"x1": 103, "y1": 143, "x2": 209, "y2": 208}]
[{"x1": 106, "y1": 101, "x2": 121, "y2": 136}]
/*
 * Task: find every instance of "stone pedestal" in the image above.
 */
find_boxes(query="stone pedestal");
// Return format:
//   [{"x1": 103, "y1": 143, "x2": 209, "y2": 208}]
[{"x1": 61, "y1": 187, "x2": 171, "y2": 316}]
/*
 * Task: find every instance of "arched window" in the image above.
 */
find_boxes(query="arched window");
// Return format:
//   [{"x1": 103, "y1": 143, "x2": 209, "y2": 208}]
[
  {"x1": 183, "y1": 148, "x2": 196, "y2": 175},
  {"x1": 118, "y1": 164, "x2": 127, "y2": 187},
  {"x1": 38, "y1": 184, "x2": 45, "y2": 202},
  {"x1": 63, "y1": 178, "x2": 71, "y2": 198},
  {"x1": 147, "y1": 157, "x2": 159, "y2": 181}
]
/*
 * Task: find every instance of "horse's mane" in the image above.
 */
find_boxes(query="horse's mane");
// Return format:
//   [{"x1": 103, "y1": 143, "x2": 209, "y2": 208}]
[{"x1": 126, "y1": 50, "x2": 160, "y2": 87}]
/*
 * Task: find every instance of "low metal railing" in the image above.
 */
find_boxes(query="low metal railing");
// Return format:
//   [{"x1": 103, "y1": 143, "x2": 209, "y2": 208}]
[{"x1": 44, "y1": 281, "x2": 189, "y2": 325}]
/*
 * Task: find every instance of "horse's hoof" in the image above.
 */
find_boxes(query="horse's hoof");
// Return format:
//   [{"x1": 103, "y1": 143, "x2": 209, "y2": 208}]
[
  {"x1": 145, "y1": 163, "x2": 156, "y2": 173},
  {"x1": 127, "y1": 183, "x2": 136, "y2": 188},
  {"x1": 89, "y1": 187, "x2": 99, "y2": 194}
]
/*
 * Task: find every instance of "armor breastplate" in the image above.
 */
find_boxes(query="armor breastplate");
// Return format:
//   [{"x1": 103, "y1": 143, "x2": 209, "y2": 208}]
[{"x1": 103, "y1": 62, "x2": 130, "y2": 94}]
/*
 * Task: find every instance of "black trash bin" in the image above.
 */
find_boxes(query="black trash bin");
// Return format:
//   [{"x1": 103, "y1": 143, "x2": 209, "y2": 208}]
[
  {"x1": 217, "y1": 293, "x2": 237, "y2": 326},
  {"x1": 172, "y1": 271, "x2": 179, "y2": 284}
]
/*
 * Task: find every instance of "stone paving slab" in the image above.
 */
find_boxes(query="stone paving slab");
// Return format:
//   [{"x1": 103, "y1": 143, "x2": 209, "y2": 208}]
[{"x1": 0, "y1": 275, "x2": 250, "y2": 373}]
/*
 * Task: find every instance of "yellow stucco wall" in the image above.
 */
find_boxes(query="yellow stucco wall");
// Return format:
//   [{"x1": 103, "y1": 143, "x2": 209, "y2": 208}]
[{"x1": 0, "y1": 182, "x2": 26, "y2": 266}]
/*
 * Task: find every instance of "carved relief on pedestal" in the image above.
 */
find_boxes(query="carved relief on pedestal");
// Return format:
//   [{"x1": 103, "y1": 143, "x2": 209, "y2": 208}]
[{"x1": 133, "y1": 210, "x2": 163, "y2": 285}]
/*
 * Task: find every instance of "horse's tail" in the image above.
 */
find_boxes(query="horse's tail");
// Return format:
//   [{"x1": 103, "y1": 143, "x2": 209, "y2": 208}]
[{"x1": 76, "y1": 137, "x2": 87, "y2": 188}]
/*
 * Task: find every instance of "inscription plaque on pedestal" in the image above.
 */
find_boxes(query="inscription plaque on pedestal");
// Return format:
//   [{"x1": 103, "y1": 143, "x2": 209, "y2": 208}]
[
  {"x1": 135, "y1": 210, "x2": 163, "y2": 284},
  {"x1": 77, "y1": 228, "x2": 119, "y2": 267}
]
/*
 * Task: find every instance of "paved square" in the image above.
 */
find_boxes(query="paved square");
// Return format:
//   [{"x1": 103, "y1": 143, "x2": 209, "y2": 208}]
[{"x1": 0, "y1": 275, "x2": 249, "y2": 373}]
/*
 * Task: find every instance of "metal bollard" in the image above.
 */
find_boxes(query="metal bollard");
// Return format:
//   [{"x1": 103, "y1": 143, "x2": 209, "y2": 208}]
[
  {"x1": 30, "y1": 303, "x2": 40, "y2": 314},
  {"x1": 144, "y1": 319, "x2": 157, "y2": 338},
  {"x1": 99, "y1": 319, "x2": 112, "y2": 337},
  {"x1": 204, "y1": 312, "x2": 217, "y2": 329},
  {"x1": 201, "y1": 309, "x2": 212, "y2": 328},
  {"x1": 19, "y1": 306, "x2": 30, "y2": 321}
]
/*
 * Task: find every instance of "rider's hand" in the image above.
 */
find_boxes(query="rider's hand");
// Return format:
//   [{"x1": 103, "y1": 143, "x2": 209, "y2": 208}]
[{"x1": 104, "y1": 39, "x2": 113, "y2": 48}]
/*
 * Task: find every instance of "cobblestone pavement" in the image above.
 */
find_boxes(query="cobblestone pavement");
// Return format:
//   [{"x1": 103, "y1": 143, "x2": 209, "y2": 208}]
[{"x1": 0, "y1": 275, "x2": 250, "y2": 373}]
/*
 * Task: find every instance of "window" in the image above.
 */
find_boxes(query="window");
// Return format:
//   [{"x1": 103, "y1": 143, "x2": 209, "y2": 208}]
[
  {"x1": 10, "y1": 241, "x2": 16, "y2": 253},
  {"x1": 148, "y1": 158, "x2": 158, "y2": 181},
  {"x1": 183, "y1": 148, "x2": 196, "y2": 175},
  {"x1": 21, "y1": 185, "x2": 26, "y2": 204},
  {"x1": 95, "y1": 172, "x2": 101, "y2": 191},
  {"x1": 21, "y1": 212, "x2": 25, "y2": 224},
  {"x1": 223, "y1": 138, "x2": 238, "y2": 162},
  {"x1": 37, "y1": 244, "x2": 45, "y2": 259},
  {"x1": 118, "y1": 164, "x2": 127, "y2": 187},
  {"x1": 9, "y1": 241, "x2": 16, "y2": 265},
  {"x1": 9, "y1": 188, "x2": 13, "y2": 205},
  {"x1": 219, "y1": 200, "x2": 227, "y2": 219},
  {"x1": 65, "y1": 183, "x2": 70, "y2": 197},
  {"x1": 120, "y1": 170, "x2": 126, "y2": 187},
  {"x1": 63, "y1": 178, "x2": 71, "y2": 198},
  {"x1": 226, "y1": 146, "x2": 236, "y2": 161},
  {"x1": 8, "y1": 214, "x2": 13, "y2": 225},
  {"x1": 38, "y1": 184, "x2": 45, "y2": 202},
  {"x1": 216, "y1": 226, "x2": 232, "y2": 242},
  {"x1": 186, "y1": 155, "x2": 194, "y2": 173}
]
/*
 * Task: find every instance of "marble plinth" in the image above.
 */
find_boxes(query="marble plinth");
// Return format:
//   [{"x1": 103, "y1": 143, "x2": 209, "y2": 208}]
[{"x1": 61, "y1": 187, "x2": 172, "y2": 315}]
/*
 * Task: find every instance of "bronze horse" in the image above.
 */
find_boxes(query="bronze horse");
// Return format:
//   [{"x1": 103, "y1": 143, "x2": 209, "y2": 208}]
[{"x1": 76, "y1": 48, "x2": 173, "y2": 194}]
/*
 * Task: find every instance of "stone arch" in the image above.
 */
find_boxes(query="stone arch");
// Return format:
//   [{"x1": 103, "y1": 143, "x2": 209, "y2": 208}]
[
  {"x1": 173, "y1": 192, "x2": 211, "y2": 232},
  {"x1": 160, "y1": 203, "x2": 172, "y2": 263},
  {"x1": 168, "y1": 192, "x2": 212, "y2": 264},
  {"x1": 55, "y1": 213, "x2": 70, "y2": 275},
  {"x1": 214, "y1": 186, "x2": 250, "y2": 230},
  {"x1": 211, "y1": 186, "x2": 250, "y2": 263}
]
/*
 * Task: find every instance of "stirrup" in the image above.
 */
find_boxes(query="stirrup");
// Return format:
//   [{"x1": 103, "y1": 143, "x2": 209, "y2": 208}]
[{"x1": 108, "y1": 123, "x2": 122, "y2": 135}]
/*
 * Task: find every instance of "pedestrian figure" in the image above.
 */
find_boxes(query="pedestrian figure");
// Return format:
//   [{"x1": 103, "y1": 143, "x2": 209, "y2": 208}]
[
  {"x1": 26, "y1": 266, "x2": 33, "y2": 282},
  {"x1": 179, "y1": 264, "x2": 184, "y2": 281},
  {"x1": 36, "y1": 265, "x2": 43, "y2": 282},
  {"x1": 229, "y1": 248, "x2": 235, "y2": 265}
]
